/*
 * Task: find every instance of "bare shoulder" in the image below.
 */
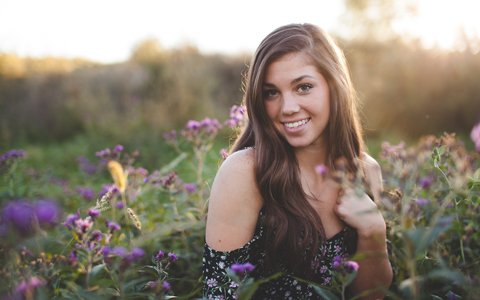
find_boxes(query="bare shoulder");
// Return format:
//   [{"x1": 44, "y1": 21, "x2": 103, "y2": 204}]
[
  {"x1": 205, "y1": 148, "x2": 262, "y2": 251},
  {"x1": 361, "y1": 152, "x2": 382, "y2": 174},
  {"x1": 360, "y1": 152, "x2": 383, "y2": 201}
]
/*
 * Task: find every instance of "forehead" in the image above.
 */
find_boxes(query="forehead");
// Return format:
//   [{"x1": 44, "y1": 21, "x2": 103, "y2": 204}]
[{"x1": 264, "y1": 52, "x2": 318, "y2": 83}]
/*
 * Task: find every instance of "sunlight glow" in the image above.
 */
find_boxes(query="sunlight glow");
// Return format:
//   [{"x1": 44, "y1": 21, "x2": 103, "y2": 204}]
[
  {"x1": 395, "y1": 0, "x2": 480, "y2": 51},
  {"x1": 1, "y1": 0, "x2": 479, "y2": 63}
]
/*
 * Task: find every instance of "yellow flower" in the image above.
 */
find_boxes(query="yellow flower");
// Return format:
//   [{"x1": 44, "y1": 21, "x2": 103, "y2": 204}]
[{"x1": 108, "y1": 160, "x2": 127, "y2": 193}]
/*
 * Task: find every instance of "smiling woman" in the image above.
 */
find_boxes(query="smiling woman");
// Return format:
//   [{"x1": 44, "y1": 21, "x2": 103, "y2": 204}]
[{"x1": 203, "y1": 23, "x2": 393, "y2": 300}]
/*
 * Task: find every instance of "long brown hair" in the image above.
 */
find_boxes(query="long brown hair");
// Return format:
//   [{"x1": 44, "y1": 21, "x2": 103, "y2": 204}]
[{"x1": 232, "y1": 23, "x2": 364, "y2": 277}]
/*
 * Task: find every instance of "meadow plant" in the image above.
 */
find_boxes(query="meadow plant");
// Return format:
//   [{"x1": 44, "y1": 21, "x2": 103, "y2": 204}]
[{"x1": 0, "y1": 114, "x2": 478, "y2": 299}]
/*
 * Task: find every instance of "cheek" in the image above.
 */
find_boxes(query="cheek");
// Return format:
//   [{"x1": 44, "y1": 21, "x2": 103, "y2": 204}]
[{"x1": 264, "y1": 101, "x2": 279, "y2": 120}]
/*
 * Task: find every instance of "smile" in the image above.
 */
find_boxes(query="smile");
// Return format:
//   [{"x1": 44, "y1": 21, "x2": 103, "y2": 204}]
[{"x1": 283, "y1": 118, "x2": 310, "y2": 129}]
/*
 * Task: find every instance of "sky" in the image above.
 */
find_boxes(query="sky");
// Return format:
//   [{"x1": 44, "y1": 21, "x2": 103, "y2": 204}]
[{"x1": 1, "y1": 0, "x2": 479, "y2": 64}]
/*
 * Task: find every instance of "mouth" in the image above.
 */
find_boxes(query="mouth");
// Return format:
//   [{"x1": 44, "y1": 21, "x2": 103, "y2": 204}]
[{"x1": 282, "y1": 118, "x2": 311, "y2": 129}]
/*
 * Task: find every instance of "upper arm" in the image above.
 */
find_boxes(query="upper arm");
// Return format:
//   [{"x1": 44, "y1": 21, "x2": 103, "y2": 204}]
[
  {"x1": 360, "y1": 152, "x2": 383, "y2": 203},
  {"x1": 205, "y1": 148, "x2": 263, "y2": 251}
]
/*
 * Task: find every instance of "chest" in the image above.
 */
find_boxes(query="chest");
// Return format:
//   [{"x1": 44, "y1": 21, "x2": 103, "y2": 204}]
[{"x1": 303, "y1": 179, "x2": 345, "y2": 239}]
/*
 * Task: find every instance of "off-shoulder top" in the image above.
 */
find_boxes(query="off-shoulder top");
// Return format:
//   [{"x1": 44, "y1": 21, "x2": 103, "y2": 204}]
[{"x1": 202, "y1": 210, "x2": 357, "y2": 299}]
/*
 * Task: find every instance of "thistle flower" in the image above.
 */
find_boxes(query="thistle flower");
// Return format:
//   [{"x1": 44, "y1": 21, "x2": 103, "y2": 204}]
[
  {"x1": 230, "y1": 262, "x2": 255, "y2": 274},
  {"x1": 106, "y1": 220, "x2": 121, "y2": 233},
  {"x1": 108, "y1": 160, "x2": 127, "y2": 194},
  {"x1": 315, "y1": 164, "x2": 329, "y2": 176},
  {"x1": 33, "y1": 199, "x2": 60, "y2": 227},
  {"x1": 155, "y1": 250, "x2": 165, "y2": 261},
  {"x1": 74, "y1": 217, "x2": 93, "y2": 234},
  {"x1": 168, "y1": 252, "x2": 178, "y2": 262},
  {"x1": 88, "y1": 208, "x2": 100, "y2": 219},
  {"x1": 63, "y1": 211, "x2": 80, "y2": 230},
  {"x1": 224, "y1": 105, "x2": 246, "y2": 128},
  {"x1": 163, "y1": 130, "x2": 177, "y2": 142},
  {"x1": 471, "y1": 122, "x2": 480, "y2": 152},
  {"x1": 162, "y1": 281, "x2": 171, "y2": 291},
  {"x1": 77, "y1": 156, "x2": 97, "y2": 175},
  {"x1": 77, "y1": 187, "x2": 95, "y2": 201},
  {"x1": 415, "y1": 197, "x2": 429, "y2": 207},
  {"x1": 0, "y1": 149, "x2": 26, "y2": 165},
  {"x1": 15, "y1": 276, "x2": 46, "y2": 296},
  {"x1": 2, "y1": 200, "x2": 34, "y2": 236},
  {"x1": 183, "y1": 183, "x2": 197, "y2": 193},
  {"x1": 220, "y1": 148, "x2": 229, "y2": 159},
  {"x1": 126, "y1": 247, "x2": 145, "y2": 262}
]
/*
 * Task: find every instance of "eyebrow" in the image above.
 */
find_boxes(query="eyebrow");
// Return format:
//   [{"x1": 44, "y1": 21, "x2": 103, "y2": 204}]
[{"x1": 263, "y1": 75, "x2": 315, "y2": 88}]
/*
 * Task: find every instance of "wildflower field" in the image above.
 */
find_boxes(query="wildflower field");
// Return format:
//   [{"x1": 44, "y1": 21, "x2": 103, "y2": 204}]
[{"x1": 1, "y1": 107, "x2": 479, "y2": 300}]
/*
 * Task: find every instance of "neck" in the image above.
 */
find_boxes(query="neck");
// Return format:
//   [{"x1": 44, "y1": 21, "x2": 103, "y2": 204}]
[{"x1": 295, "y1": 144, "x2": 328, "y2": 176}]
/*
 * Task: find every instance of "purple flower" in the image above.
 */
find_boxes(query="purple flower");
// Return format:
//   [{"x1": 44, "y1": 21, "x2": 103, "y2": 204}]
[
  {"x1": 77, "y1": 187, "x2": 95, "y2": 201},
  {"x1": 225, "y1": 105, "x2": 246, "y2": 128},
  {"x1": 315, "y1": 164, "x2": 329, "y2": 176},
  {"x1": 415, "y1": 197, "x2": 429, "y2": 207},
  {"x1": 155, "y1": 250, "x2": 165, "y2": 261},
  {"x1": 15, "y1": 276, "x2": 46, "y2": 296},
  {"x1": 418, "y1": 176, "x2": 433, "y2": 189},
  {"x1": 99, "y1": 184, "x2": 120, "y2": 198},
  {"x1": 75, "y1": 217, "x2": 93, "y2": 233},
  {"x1": 163, "y1": 130, "x2": 177, "y2": 142},
  {"x1": 168, "y1": 252, "x2": 178, "y2": 262},
  {"x1": 230, "y1": 262, "x2": 255, "y2": 274},
  {"x1": 344, "y1": 260, "x2": 359, "y2": 273},
  {"x1": 220, "y1": 148, "x2": 229, "y2": 159},
  {"x1": 128, "y1": 247, "x2": 145, "y2": 261},
  {"x1": 33, "y1": 199, "x2": 60, "y2": 227},
  {"x1": 111, "y1": 246, "x2": 128, "y2": 258},
  {"x1": 88, "y1": 208, "x2": 100, "y2": 219},
  {"x1": 2, "y1": 200, "x2": 35, "y2": 235},
  {"x1": 186, "y1": 120, "x2": 201, "y2": 130},
  {"x1": 77, "y1": 156, "x2": 97, "y2": 175},
  {"x1": 102, "y1": 246, "x2": 112, "y2": 257},
  {"x1": 115, "y1": 201, "x2": 124, "y2": 209},
  {"x1": 69, "y1": 250, "x2": 78, "y2": 265},
  {"x1": 471, "y1": 122, "x2": 480, "y2": 152},
  {"x1": 0, "y1": 149, "x2": 26, "y2": 165},
  {"x1": 96, "y1": 148, "x2": 112, "y2": 159},
  {"x1": 64, "y1": 211, "x2": 80, "y2": 229},
  {"x1": 113, "y1": 145, "x2": 124, "y2": 153},
  {"x1": 106, "y1": 220, "x2": 121, "y2": 232},
  {"x1": 332, "y1": 256, "x2": 343, "y2": 269},
  {"x1": 90, "y1": 230, "x2": 103, "y2": 241},
  {"x1": 162, "y1": 280, "x2": 171, "y2": 291},
  {"x1": 184, "y1": 183, "x2": 197, "y2": 193}
]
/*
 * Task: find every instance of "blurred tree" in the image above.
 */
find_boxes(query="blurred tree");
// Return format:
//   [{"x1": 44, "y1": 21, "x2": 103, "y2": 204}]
[{"x1": 339, "y1": 0, "x2": 417, "y2": 42}]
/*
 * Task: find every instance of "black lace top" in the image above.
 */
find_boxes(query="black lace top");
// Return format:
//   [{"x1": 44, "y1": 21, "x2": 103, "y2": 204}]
[{"x1": 203, "y1": 211, "x2": 357, "y2": 299}]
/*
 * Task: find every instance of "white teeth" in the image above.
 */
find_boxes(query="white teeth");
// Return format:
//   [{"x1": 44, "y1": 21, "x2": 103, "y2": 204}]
[{"x1": 284, "y1": 118, "x2": 309, "y2": 128}]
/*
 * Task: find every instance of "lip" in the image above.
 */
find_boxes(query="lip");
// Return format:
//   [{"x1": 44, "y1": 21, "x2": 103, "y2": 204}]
[{"x1": 282, "y1": 118, "x2": 311, "y2": 132}]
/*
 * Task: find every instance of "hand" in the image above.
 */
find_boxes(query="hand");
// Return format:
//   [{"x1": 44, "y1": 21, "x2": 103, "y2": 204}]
[
  {"x1": 335, "y1": 188, "x2": 386, "y2": 238},
  {"x1": 335, "y1": 153, "x2": 387, "y2": 237}
]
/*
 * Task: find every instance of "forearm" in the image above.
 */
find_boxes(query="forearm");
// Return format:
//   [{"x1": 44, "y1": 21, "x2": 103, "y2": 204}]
[{"x1": 350, "y1": 229, "x2": 393, "y2": 300}]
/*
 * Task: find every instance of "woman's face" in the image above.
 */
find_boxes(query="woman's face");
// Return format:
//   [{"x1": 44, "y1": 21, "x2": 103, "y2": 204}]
[{"x1": 263, "y1": 52, "x2": 330, "y2": 150}]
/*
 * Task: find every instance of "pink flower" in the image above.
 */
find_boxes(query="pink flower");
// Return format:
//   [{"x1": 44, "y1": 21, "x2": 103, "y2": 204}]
[
  {"x1": 315, "y1": 164, "x2": 329, "y2": 176},
  {"x1": 471, "y1": 122, "x2": 480, "y2": 152}
]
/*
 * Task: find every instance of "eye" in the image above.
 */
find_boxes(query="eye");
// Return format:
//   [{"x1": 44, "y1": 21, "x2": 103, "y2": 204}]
[
  {"x1": 297, "y1": 83, "x2": 313, "y2": 94},
  {"x1": 262, "y1": 88, "x2": 278, "y2": 100}
]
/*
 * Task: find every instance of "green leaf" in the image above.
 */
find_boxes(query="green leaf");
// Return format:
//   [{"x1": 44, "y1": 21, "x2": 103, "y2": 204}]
[
  {"x1": 159, "y1": 152, "x2": 188, "y2": 174},
  {"x1": 311, "y1": 286, "x2": 340, "y2": 300},
  {"x1": 89, "y1": 263, "x2": 106, "y2": 279}
]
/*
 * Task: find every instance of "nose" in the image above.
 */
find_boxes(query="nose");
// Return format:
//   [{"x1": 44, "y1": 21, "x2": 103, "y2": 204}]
[{"x1": 281, "y1": 93, "x2": 300, "y2": 115}]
